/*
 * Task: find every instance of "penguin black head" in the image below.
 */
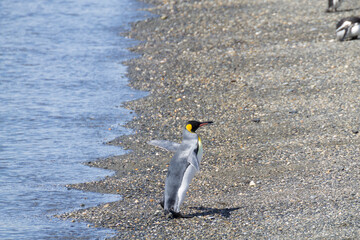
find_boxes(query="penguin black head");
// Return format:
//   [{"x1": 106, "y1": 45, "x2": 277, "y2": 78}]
[{"x1": 186, "y1": 120, "x2": 213, "y2": 133}]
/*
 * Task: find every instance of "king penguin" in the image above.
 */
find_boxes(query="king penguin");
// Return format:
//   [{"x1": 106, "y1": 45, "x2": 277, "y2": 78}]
[
  {"x1": 149, "y1": 120, "x2": 213, "y2": 218},
  {"x1": 336, "y1": 16, "x2": 360, "y2": 41},
  {"x1": 327, "y1": 0, "x2": 343, "y2": 12}
]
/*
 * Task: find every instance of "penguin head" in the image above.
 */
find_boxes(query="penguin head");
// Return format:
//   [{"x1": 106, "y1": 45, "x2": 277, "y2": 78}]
[{"x1": 185, "y1": 120, "x2": 213, "y2": 133}]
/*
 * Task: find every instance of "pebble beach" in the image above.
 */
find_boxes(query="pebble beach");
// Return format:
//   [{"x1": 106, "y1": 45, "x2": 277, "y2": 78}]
[{"x1": 59, "y1": 0, "x2": 360, "y2": 238}]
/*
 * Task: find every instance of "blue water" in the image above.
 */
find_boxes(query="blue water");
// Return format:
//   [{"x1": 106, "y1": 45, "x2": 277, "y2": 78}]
[{"x1": 0, "y1": 0, "x2": 150, "y2": 239}]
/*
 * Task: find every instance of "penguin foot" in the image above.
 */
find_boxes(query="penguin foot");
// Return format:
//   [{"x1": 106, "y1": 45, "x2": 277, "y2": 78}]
[
  {"x1": 325, "y1": 8, "x2": 338, "y2": 13},
  {"x1": 169, "y1": 210, "x2": 193, "y2": 219},
  {"x1": 169, "y1": 210, "x2": 183, "y2": 218}
]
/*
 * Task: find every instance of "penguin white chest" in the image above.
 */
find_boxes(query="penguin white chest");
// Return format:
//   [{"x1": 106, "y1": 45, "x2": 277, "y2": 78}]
[
  {"x1": 351, "y1": 24, "x2": 360, "y2": 37},
  {"x1": 336, "y1": 29, "x2": 346, "y2": 40},
  {"x1": 175, "y1": 164, "x2": 197, "y2": 212},
  {"x1": 197, "y1": 137, "x2": 203, "y2": 163},
  {"x1": 174, "y1": 137, "x2": 203, "y2": 212}
]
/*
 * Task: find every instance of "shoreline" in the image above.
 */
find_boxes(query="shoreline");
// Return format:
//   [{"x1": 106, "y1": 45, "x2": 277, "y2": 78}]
[{"x1": 60, "y1": 0, "x2": 360, "y2": 238}]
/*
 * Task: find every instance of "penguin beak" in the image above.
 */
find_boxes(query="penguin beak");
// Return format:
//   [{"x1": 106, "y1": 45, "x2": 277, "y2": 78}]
[{"x1": 199, "y1": 121, "x2": 214, "y2": 127}]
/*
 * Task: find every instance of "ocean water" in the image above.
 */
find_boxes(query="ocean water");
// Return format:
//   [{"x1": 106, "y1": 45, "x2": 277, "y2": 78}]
[{"x1": 0, "y1": 0, "x2": 150, "y2": 239}]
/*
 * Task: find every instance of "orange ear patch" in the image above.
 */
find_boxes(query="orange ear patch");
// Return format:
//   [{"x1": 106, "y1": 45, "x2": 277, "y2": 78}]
[{"x1": 186, "y1": 124, "x2": 192, "y2": 132}]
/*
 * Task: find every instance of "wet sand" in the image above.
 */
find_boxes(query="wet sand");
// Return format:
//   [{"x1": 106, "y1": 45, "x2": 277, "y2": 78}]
[{"x1": 59, "y1": 0, "x2": 360, "y2": 238}]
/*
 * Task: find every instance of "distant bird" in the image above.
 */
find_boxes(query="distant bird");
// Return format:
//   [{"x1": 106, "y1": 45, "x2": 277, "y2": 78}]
[
  {"x1": 336, "y1": 16, "x2": 360, "y2": 41},
  {"x1": 149, "y1": 120, "x2": 213, "y2": 218},
  {"x1": 327, "y1": 0, "x2": 343, "y2": 12}
]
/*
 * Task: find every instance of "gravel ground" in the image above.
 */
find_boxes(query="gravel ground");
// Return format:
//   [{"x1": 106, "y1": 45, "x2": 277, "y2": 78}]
[{"x1": 59, "y1": 0, "x2": 360, "y2": 239}]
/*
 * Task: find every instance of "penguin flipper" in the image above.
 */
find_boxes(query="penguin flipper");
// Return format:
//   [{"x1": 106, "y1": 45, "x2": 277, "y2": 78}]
[
  {"x1": 187, "y1": 152, "x2": 200, "y2": 172},
  {"x1": 148, "y1": 140, "x2": 181, "y2": 152}
]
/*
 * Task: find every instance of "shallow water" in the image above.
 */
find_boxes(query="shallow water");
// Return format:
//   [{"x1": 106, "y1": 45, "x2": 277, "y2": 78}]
[{"x1": 0, "y1": 0, "x2": 150, "y2": 239}]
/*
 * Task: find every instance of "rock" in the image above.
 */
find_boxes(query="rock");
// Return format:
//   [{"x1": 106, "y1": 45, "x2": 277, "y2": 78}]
[{"x1": 252, "y1": 118, "x2": 261, "y2": 123}]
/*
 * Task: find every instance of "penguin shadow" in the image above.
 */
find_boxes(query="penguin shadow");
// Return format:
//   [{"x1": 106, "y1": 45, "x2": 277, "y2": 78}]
[
  {"x1": 183, "y1": 206, "x2": 241, "y2": 218},
  {"x1": 326, "y1": 7, "x2": 360, "y2": 13}
]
